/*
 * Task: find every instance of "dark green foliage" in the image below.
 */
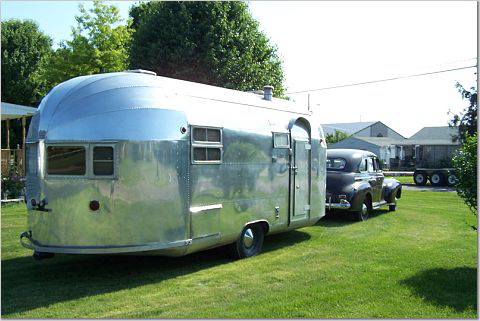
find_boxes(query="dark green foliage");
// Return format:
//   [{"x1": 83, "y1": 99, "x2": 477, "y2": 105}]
[
  {"x1": 1, "y1": 19, "x2": 53, "y2": 106},
  {"x1": 325, "y1": 129, "x2": 349, "y2": 144},
  {"x1": 449, "y1": 83, "x2": 477, "y2": 143},
  {"x1": 45, "y1": 0, "x2": 133, "y2": 86},
  {"x1": 452, "y1": 133, "x2": 477, "y2": 220},
  {"x1": 129, "y1": 2, "x2": 285, "y2": 96}
]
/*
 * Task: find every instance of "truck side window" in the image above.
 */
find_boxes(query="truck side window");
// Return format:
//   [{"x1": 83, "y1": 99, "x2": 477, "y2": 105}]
[
  {"x1": 359, "y1": 158, "x2": 367, "y2": 172},
  {"x1": 367, "y1": 157, "x2": 374, "y2": 173}
]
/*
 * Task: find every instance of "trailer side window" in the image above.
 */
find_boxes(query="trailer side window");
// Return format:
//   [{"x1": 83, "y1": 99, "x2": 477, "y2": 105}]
[
  {"x1": 191, "y1": 126, "x2": 222, "y2": 163},
  {"x1": 47, "y1": 146, "x2": 86, "y2": 175},
  {"x1": 93, "y1": 146, "x2": 114, "y2": 175}
]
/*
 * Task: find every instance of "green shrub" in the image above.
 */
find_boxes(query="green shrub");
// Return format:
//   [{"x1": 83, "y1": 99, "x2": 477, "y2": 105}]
[{"x1": 452, "y1": 134, "x2": 477, "y2": 224}]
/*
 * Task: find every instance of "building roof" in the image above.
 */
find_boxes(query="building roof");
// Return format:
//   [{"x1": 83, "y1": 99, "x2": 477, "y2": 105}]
[
  {"x1": 352, "y1": 136, "x2": 406, "y2": 146},
  {"x1": 1, "y1": 102, "x2": 37, "y2": 120},
  {"x1": 321, "y1": 121, "x2": 377, "y2": 136},
  {"x1": 409, "y1": 126, "x2": 458, "y2": 140}
]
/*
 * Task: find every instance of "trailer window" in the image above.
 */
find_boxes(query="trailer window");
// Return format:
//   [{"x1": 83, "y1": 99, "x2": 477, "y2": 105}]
[
  {"x1": 93, "y1": 146, "x2": 114, "y2": 175},
  {"x1": 47, "y1": 146, "x2": 86, "y2": 175},
  {"x1": 193, "y1": 127, "x2": 221, "y2": 143},
  {"x1": 191, "y1": 126, "x2": 223, "y2": 164},
  {"x1": 273, "y1": 133, "x2": 290, "y2": 148},
  {"x1": 193, "y1": 147, "x2": 221, "y2": 161}
]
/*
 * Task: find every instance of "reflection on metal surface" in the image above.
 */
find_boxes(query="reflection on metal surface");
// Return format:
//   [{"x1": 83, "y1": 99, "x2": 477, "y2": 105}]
[{"x1": 23, "y1": 71, "x2": 327, "y2": 257}]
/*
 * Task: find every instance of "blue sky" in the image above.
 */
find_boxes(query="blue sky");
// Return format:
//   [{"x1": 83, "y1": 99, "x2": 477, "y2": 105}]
[{"x1": 1, "y1": 1, "x2": 477, "y2": 137}]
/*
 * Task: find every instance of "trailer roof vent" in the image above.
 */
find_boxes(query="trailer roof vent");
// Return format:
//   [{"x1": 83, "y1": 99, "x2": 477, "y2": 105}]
[
  {"x1": 263, "y1": 86, "x2": 274, "y2": 101},
  {"x1": 125, "y1": 69, "x2": 157, "y2": 76}
]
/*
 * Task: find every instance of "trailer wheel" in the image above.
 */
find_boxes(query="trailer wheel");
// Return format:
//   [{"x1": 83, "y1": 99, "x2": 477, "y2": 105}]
[
  {"x1": 232, "y1": 224, "x2": 264, "y2": 259},
  {"x1": 430, "y1": 172, "x2": 445, "y2": 186},
  {"x1": 413, "y1": 171, "x2": 427, "y2": 186},
  {"x1": 447, "y1": 173, "x2": 457, "y2": 186}
]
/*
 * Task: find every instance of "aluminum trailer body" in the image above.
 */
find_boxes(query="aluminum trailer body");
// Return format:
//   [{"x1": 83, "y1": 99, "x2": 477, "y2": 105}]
[{"x1": 21, "y1": 71, "x2": 327, "y2": 258}]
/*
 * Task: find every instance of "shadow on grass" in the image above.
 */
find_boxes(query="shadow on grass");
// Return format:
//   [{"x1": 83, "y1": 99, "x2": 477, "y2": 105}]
[
  {"x1": 317, "y1": 208, "x2": 393, "y2": 227},
  {"x1": 1, "y1": 230, "x2": 309, "y2": 316},
  {"x1": 400, "y1": 267, "x2": 477, "y2": 312}
]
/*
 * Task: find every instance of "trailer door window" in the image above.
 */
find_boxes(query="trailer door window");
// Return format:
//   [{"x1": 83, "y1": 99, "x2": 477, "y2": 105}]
[
  {"x1": 93, "y1": 146, "x2": 114, "y2": 175},
  {"x1": 47, "y1": 146, "x2": 86, "y2": 175}
]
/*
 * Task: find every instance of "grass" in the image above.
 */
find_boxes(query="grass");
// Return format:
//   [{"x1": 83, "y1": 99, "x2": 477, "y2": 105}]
[
  {"x1": 1, "y1": 190, "x2": 477, "y2": 318},
  {"x1": 386, "y1": 176, "x2": 414, "y2": 184}
]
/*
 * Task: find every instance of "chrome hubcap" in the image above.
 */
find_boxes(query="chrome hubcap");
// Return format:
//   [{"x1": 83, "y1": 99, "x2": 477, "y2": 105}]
[
  {"x1": 243, "y1": 228, "x2": 254, "y2": 248},
  {"x1": 361, "y1": 204, "x2": 368, "y2": 218},
  {"x1": 431, "y1": 174, "x2": 440, "y2": 183},
  {"x1": 448, "y1": 175, "x2": 456, "y2": 184},
  {"x1": 415, "y1": 174, "x2": 424, "y2": 183}
]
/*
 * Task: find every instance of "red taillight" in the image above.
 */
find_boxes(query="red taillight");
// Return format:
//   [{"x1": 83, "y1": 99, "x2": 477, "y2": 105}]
[
  {"x1": 339, "y1": 195, "x2": 347, "y2": 199},
  {"x1": 89, "y1": 200, "x2": 100, "y2": 211}
]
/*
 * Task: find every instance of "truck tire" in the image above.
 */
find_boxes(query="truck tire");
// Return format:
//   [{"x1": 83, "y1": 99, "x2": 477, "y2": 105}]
[
  {"x1": 430, "y1": 172, "x2": 445, "y2": 186},
  {"x1": 447, "y1": 173, "x2": 457, "y2": 186},
  {"x1": 413, "y1": 171, "x2": 427, "y2": 186},
  {"x1": 355, "y1": 199, "x2": 370, "y2": 221}
]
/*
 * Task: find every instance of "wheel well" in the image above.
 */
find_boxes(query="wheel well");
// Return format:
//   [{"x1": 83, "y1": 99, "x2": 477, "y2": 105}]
[
  {"x1": 365, "y1": 193, "x2": 373, "y2": 209},
  {"x1": 247, "y1": 221, "x2": 270, "y2": 235}
]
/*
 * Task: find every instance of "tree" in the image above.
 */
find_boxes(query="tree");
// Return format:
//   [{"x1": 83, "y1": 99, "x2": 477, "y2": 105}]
[
  {"x1": 1, "y1": 19, "x2": 53, "y2": 106},
  {"x1": 326, "y1": 130, "x2": 349, "y2": 144},
  {"x1": 448, "y1": 82, "x2": 477, "y2": 143},
  {"x1": 452, "y1": 133, "x2": 477, "y2": 228},
  {"x1": 46, "y1": 0, "x2": 132, "y2": 86},
  {"x1": 129, "y1": 2, "x2": 285, "y2": 96}
]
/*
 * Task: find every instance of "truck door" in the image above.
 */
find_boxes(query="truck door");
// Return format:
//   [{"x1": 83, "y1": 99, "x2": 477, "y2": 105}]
[{"x1": 289, "y1": 119, "x2": 311, "y2": 225}]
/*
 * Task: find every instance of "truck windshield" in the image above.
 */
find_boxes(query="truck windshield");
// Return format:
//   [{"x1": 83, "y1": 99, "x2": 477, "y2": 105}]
[{"x1": 326, "y1": 157, "x2": 346, "y2": 170}]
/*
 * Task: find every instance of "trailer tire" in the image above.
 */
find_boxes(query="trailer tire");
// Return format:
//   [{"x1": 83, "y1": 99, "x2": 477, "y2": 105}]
[
  {"x1": 413, "y1": 171, "x2": 427, "y2": 186},
  {"x1": 232, "y1": 224, "x2": 264, "y2": 259},
  {"x1": 430, "y1": 172, "x2": 445, "y2": 186}
]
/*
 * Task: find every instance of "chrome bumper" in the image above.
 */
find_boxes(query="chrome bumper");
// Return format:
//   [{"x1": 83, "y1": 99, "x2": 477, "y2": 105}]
[{"x1": 326, "y1": 197, "x2": 351, "y2": 210}]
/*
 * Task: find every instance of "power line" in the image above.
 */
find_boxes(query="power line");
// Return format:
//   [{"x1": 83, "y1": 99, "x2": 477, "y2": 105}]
[{"x1": 286, "y1": 64, "x2": 478, "y2": 95}]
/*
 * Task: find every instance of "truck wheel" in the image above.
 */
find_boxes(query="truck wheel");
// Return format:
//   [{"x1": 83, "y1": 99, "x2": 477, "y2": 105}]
[
  {"x1": 413, "y1": 171, "x2": 427, "y2": 186},
  {"x1": 355, "y1": 200, "x2": 370, "y2": 221},
  {"x1": 447, "y1": 173, "x2": 457, "y2": 186},
  {"x1": 232, "y1": 224, "x2": 264, "y2": 259},
  {"x1": 430, "y1": 172, "x2": 445, "y2": 186}
]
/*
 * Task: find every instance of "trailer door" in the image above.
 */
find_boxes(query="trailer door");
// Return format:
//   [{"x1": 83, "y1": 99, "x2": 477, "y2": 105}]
[{"x1": 290, "y1": 119, "x2": 311, "y2": 225}]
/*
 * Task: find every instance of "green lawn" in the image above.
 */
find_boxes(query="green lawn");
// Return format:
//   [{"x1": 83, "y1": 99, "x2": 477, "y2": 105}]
[
  {"x1": 386, "y1": 176, "x2": 414, "y2": 184},
  {"x1": 1, "y1": 190, "x2": 477, "y2": 318}
]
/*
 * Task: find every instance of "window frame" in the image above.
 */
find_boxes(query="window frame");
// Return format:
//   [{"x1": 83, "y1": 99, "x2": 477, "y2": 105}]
[
  {"x1": 45, "y1": 143, "x2": 88, "y2": 178},
  {"x1": 191, "y1": 126, "x2": 223, "y2": 164},
  {"x1": 44, "y1": 142, "x2": 117, "y2": 179},
  {"x1": 91, "y1": 143, "x2": 117, "y2": 178},
  {"x1": 273, "y1": 132, "x2": 290, "y2": 149}
]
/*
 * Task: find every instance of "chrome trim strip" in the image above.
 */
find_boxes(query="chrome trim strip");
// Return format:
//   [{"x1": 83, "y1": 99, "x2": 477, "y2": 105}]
[
  {"x1": 189, "y1": 204, "x2": 223, "y2": 213},
  {"x1": 21, "y1": 239, "x2": 189, "y2": 254}
]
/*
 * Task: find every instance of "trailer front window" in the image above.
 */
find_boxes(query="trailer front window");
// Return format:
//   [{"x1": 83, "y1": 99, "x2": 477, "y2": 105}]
[
  {"x1": 93, "y1": 146, "x2": 114, "y2": 175},
  {"x1": 47, "y1": 146, "x2": 86, "y2": 175}
]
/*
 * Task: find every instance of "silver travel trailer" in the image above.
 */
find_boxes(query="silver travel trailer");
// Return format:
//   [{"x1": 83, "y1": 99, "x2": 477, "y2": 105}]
[{"x1": 21, "y1": 70, "x2": 327, "y2": 259}]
